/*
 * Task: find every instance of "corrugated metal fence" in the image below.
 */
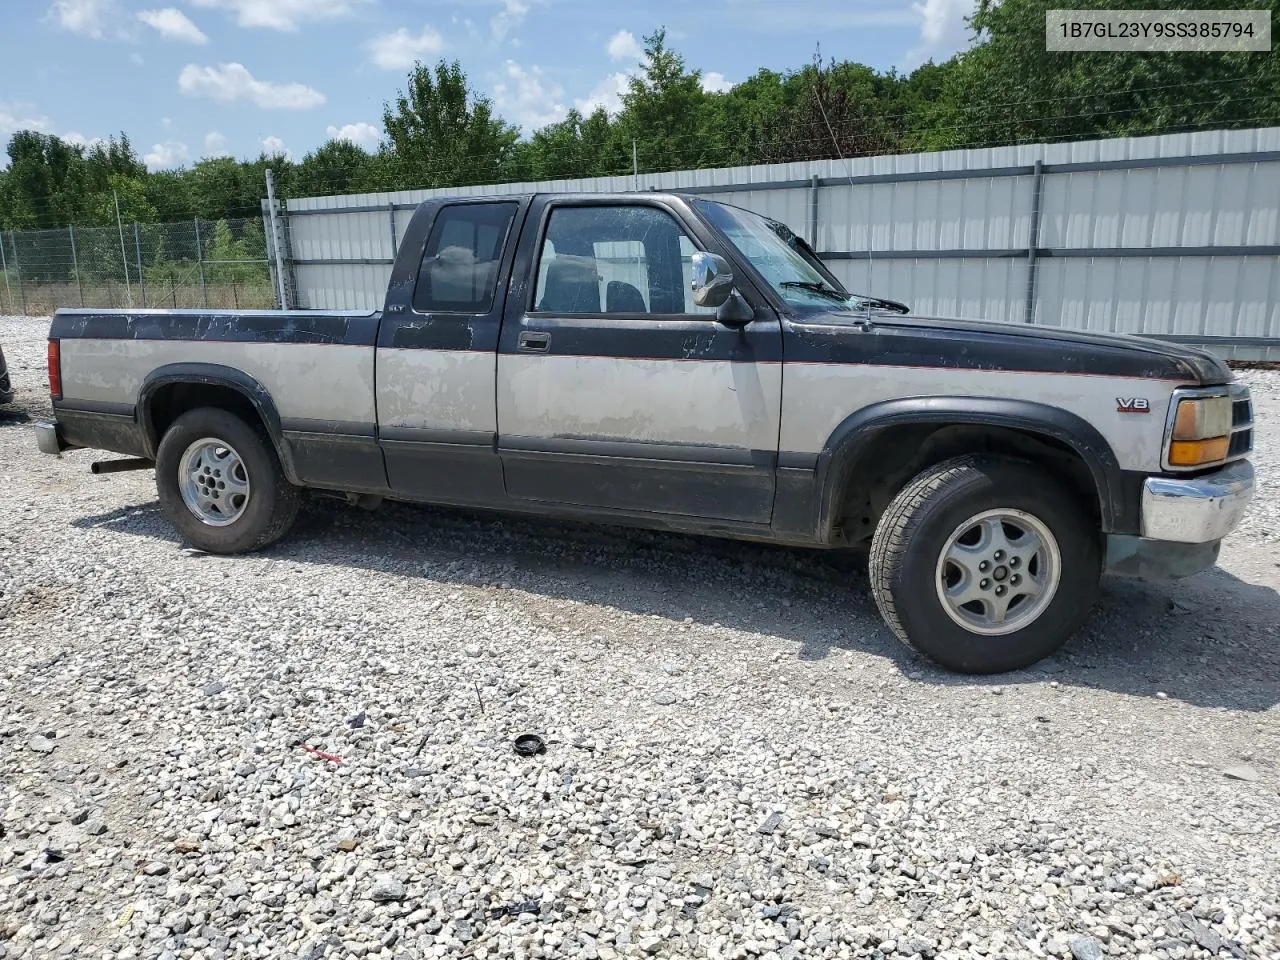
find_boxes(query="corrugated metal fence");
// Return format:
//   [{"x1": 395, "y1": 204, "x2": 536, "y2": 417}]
[{"x1": 273, "y1": 126, "x2": 1280, "y2": 360}]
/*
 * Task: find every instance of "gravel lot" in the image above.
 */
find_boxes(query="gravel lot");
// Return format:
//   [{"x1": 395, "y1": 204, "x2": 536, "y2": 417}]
[{"x1": 1, "y1": 314, "x2": 1278, "y2": 960}]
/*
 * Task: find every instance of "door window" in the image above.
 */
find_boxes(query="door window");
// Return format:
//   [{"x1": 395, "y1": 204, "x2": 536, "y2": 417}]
[
  {"x1": 413, "y1": 202, "x2": 518, "y2": 313},
  {"x1": 532, "y1": 205, "x2": 716, "y2": 316}
]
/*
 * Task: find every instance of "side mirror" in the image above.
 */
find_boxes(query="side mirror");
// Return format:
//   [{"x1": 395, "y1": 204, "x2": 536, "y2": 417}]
[{"x1": 690, "y1": 252, "x2": 735, "y2": 308}]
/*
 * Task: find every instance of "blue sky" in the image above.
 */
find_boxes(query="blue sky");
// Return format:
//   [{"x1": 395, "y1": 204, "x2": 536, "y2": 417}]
[{"x1": 1, "y1": 0, "x2": 975, "y2": 172}]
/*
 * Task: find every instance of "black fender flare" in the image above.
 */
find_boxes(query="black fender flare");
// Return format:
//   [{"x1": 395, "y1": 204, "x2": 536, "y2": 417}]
[
  {"x1": 815, "y1": 396, "x2": 1135, "y2": 537},
  {"x1": 137, "y1": 363, "x2": 300, "y2": 484}
]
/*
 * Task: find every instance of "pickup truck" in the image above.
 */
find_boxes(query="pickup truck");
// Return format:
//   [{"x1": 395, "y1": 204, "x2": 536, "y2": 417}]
[{"x1": 35, "y1": 192, "x2": 1255, "y2": 673}]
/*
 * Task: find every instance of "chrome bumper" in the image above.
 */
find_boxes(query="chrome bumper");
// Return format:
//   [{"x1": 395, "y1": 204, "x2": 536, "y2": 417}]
[
  {"x1": 1141, "y1": 460, "x2": 1254, "y2": 544},
  {"x1": 34, "y1": 420, "x2": 68, "y2": 455}
]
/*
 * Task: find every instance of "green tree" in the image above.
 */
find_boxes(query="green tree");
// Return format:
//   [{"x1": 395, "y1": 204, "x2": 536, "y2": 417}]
[
  {"x1": 295, "y1": 139, "x2": 373, "y2": 197},
  {"x1": 919, "y1": 0, "x2": 1280, "y2": 150},
  {"x1": 614, "y1": 29, "x2": 712, "y2": 171},
  {"x1": 0, "y1": 131, "x2": 88, "y2": 228},
  {"x1": 382, "y1": 60, "x2": 520, "y2": 188},
  {"x1": 86, "y1": 173, "x2": 157, "y2": 227}
]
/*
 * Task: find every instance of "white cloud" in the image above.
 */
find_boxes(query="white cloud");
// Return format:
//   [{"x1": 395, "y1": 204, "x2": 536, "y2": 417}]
[
  {"x1": 129, "y1": 51, "x2": 145, "y2": 65},
  {"x1": 326, "y1": 121, "x2": 381, "y2": 150},
  {"x1": 46, "y1": 0, "x2": 130, "y2": 39},
  {"x1": 65, "y1": 132, "x2": 109, "y2": 153},
  {"x1": 490, "y1": 0, "x2": 529, "y2": 41},
  {"x1": 137, "y1": 8, "x2": 208, "y2": 43},
  {"x1": 178, "y1": 63, "x2": 326, "y2": 109},
  {"x1": 261, "y1": 135, "x2": 291, "y2": 159},
  {"x1": 144, "y1": 140, "x2": 190, "y2": 170},
  {"x1": 575, "y1": 72, "x2": 630, "y2": 116},
  {"x1": 903, "y1": 0, "x2": 974, "y2": 67},
  {"x1": 365, "y1": 26, "x2": 444, "y2": 70},
  {"x1": 203, "y1": 131, "x2": 229, "y2": 155},
  {"x1": 0, "y1": 103, "x2": 54, "y2": 138},
  {"x1": 606, "y1": 29, "x2": 641, "y2": 62},
  {"x1": 493, "y1": 61, "x2": 566, "y2": 133},
  {"x1": 189, "y1": 0, "x2": 366, "y2": 31},
  {"x1": 701, "y1": 71, "x2": 733, "y2": 93}
]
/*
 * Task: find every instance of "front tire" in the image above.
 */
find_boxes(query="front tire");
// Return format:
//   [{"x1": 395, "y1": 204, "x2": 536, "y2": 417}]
[
  {"x1": 156, "y1": 407, "x2": 301, "y2": 554},
  {"x1": 869, "y1": 456, "x2": 1101, "y2": 674}
]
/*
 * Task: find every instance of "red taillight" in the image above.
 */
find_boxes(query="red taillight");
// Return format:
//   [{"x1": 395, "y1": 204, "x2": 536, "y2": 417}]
[{"x1": 47, "y1": 339, "x2": 62, "y2": 400}]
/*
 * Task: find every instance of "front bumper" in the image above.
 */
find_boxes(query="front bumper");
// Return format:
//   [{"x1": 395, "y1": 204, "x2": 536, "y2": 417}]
[
  {"x1": 1142, "y1": 460, "x2": 1254, "y2": 543},
  {"x1": 34, "y1": 419, "x2": 69, "y2": 455},
  {"x1": 1105, "y1": 460, "x2": 1254, "y2": 581}
]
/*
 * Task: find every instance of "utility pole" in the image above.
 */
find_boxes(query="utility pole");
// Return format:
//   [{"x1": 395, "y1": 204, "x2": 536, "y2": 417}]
[
  {"x1": 632, "y1": 139, "x2": 639, "y2": 192},
  {"x1": 265, "y1": 168, "x2": 289, "y2": 311},
  {"x1": 114, "y1": 189, "x2": 133, "y2": 307}
]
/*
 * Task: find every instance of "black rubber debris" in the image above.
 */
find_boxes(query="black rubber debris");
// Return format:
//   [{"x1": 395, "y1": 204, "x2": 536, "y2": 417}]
[{"x1": 513, "y1": 734, "x2": 545, "y2": 757}]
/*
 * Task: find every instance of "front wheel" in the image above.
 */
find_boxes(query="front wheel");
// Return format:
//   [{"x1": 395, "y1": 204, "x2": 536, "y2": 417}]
[
  {"x1": 869, "y1": 456, "x2": 1101, "y2": 674},
  {"x1": 155, "y1": 407, "x2": 301, "y2": 554}
]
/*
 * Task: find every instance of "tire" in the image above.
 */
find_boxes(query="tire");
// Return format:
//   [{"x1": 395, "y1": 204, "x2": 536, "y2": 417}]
[
  {"x1": 869, "y1": 455, "x2": 1101, "y2": 674},
  {"x1": 155, "y1": 407, "x2": 301, "y2": 554}
]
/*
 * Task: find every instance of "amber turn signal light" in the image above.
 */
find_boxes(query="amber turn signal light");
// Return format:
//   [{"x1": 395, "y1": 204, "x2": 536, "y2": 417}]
[{"x1": 1168, "y1": 437, "x2": 1229, "y2": 467}]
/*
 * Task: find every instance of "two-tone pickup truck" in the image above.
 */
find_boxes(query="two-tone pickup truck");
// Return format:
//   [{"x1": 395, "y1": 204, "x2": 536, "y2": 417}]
[{"x1": 36, "y1": 192, "x2": 1255, "y2": 673}]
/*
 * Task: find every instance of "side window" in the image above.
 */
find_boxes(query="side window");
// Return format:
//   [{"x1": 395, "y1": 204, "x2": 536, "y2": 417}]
[
  {"x1": 533, "y1": 205, "x2": 716, "y2": 316},
  {"x1": 413, "y1": 202, "x2": 518, "y2": 314}
]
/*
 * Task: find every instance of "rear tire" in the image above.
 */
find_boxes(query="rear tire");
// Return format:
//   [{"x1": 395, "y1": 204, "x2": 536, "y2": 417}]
[
  {"x1": 156, "y1": 407, "x2": 300, "y2": 554},
  {"x1": 869, "y1": 455, "x2": 1100, "y2": 674}
]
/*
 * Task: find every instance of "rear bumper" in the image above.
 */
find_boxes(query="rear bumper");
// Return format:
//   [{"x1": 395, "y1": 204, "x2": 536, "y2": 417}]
[
  {"x1": 35, "y1": 420, "x2": 70, "y2": 455},
  {"x1": 1141, "y1": 460, "x2": 1254, "y2": 543}
]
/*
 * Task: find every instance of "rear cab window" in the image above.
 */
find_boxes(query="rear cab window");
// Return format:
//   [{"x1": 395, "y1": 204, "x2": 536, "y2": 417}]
[{"x1": 413, "y1": 202, "x2": 519, "y2": 314}]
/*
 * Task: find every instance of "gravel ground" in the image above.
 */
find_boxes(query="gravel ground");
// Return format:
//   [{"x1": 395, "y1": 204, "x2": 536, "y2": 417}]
[{"x1": 1, "y1": 314, "x2": 1278, "y2": 960}]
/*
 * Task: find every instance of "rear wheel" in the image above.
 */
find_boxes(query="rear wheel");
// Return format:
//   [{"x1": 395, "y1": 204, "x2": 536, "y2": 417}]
[
  {"x1": 869, "y1": 455, "x2": 1100, "y2": 673},
  {"x1": 156, "y1": 407, "x2": 300, "y2": 554}
]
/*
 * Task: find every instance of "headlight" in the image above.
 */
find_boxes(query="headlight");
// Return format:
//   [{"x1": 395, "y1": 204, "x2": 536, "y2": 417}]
[{"x1": 1168, "y1": 396, "x2": 1231, "y2": 467}]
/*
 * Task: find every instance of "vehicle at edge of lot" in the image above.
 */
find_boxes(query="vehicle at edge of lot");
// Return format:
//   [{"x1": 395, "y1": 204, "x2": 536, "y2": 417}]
[
  {"x1": 33, "y1": 192, "x2": 1255, "y2": 674},
  {"x1": 0, "y1": 342, "x2": 13, "y2": 406}
]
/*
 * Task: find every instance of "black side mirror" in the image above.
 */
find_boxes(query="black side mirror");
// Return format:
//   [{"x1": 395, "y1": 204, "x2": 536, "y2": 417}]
[{"x1": 715, "y1": 291, "x2": 754, "y2": 328}]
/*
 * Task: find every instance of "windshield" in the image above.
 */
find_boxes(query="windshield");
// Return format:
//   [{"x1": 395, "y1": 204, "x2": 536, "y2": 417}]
[{"x1": 694, "y1": 199, "x2": 906, "y2": 313}]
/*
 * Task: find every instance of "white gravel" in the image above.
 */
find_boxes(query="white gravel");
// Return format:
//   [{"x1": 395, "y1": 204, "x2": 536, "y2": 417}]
[{"x1": 1, "y1": 314, "x2": 1278, "y2": 960}]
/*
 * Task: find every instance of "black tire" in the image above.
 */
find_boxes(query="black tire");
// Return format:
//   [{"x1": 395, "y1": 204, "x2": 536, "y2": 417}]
[
  {"x1": 155, "y1": 407, "x2": 301, "y2": 554},
  {"x1": 869, "y1": 455, "x2": 1101, "y2": 674}
]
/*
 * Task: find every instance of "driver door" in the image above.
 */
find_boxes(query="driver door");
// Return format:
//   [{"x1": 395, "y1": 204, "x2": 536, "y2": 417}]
[{"x1": 496, "y1": 197, "x2": 783, "y2": 524}]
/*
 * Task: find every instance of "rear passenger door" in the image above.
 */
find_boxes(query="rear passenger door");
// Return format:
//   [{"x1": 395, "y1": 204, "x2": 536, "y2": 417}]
[
  {"x1": 377, "y1": 199, "x2": 526, "y2": 504},
  {"x1": 496, "y1": 197, "x2": 783, "y2": 524}
]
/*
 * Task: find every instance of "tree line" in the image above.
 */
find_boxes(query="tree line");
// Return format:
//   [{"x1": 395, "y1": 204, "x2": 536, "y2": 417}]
[{"x1": 2, "y1": 0, "x2": 1276, "y2": 231}]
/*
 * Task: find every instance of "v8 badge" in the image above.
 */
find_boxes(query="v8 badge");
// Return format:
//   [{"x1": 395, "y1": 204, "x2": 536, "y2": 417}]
[{"x1": 1116, "y1": 397, "x2": 1150, "y2": 413}]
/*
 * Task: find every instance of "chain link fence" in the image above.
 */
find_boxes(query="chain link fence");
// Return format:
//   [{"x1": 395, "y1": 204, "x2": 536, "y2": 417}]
[{"x1": 0, "y1": 217, "x2": 275, "y2": 316}]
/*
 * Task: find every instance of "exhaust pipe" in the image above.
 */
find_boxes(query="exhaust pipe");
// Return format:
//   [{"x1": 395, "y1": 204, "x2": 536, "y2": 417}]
[{"x1": 90, "y1": 458, "x2": 154, "y2": 475}]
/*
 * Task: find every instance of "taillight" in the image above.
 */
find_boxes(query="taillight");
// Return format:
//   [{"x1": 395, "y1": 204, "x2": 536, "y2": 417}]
[{"x1": 47, "y1": 339, "x2": 62, "y2": 400}]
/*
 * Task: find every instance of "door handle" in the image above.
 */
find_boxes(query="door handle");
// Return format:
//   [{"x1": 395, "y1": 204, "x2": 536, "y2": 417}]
[{"x1": 518, "y1": 331, "x2": 551, "y2": 352}]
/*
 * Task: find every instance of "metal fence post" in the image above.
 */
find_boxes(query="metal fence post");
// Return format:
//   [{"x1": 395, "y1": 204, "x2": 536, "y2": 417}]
[
  {"x1": 387, "y1": 201, "x2": 397, "y2": 260},
  {"x1": 194, "y1": 218, "x2": 208, "y2": 308},
  {"x1": 10, "y1": 232, "x2": 28, "y2": 316},
  {"x1": 1023, "y1": 159, "x2": 1045, "y2": 324},
  {"x1": 69, "y1": 225, "x2": 84, "y2": 306},
  {"x1": 0, "y1": 229, "x2": 13, "y2": 313},
  {"x1": 808, "y1": 174, "x2": 820, "y2": 247},
  {"x1": 265, "y1": 169, "x2": 291, "y2": 310},
  {"x1": 134, "y1": 223, "x2": 147, "y2": 308}
]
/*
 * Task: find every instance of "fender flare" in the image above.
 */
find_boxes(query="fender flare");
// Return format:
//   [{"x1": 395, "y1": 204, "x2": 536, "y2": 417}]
[
  {"x1": 137, "y1": 362, "x2": 300, "y2": 484},
  {"x1": 815, "y1": 396, "x2": 1135, "y2": 537}
]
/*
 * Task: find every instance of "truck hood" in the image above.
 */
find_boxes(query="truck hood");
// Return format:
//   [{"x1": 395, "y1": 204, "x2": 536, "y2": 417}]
[{"x1": 786, "y1": 309, "x2": 1232, "y2": 385}]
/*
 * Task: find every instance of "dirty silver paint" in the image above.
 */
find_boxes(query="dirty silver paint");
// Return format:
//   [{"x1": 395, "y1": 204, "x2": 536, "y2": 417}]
[
  {"x1": 498, "y1": 354, "x2": 782, "y2": 451},
  {"x1": 376, "y1": 348, "x2": 495, "y2": 433},
  {"x1": 782, "y1": 363, "x2": 1185, "y2": 471},
  {"x1": 58, "y1": 339, "x2": 376, "y2": 424}
]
